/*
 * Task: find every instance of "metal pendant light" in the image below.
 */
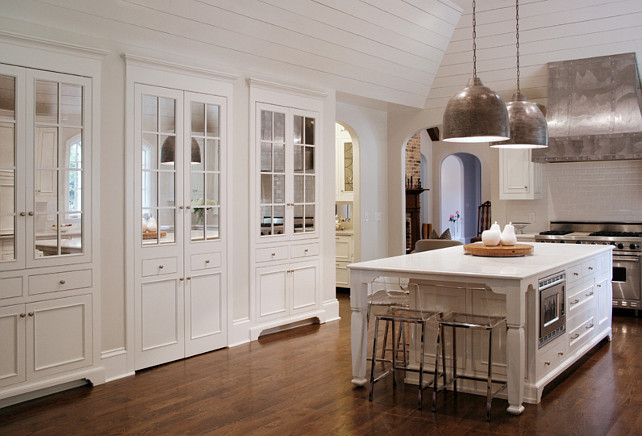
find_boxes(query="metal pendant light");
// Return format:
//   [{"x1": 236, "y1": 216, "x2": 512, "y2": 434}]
[
  {"x1": 490, "y1": 0, "x2": 548, "y2": 149},
  {"x1": 442, "y1": 0, "x2": 510, "y2": 143},
  {"x1": 160, "y1": 136, "x2": 202, "y2": 164}
]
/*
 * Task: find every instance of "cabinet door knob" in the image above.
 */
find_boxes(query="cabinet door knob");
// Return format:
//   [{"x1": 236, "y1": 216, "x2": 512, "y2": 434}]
[
  {"x1": 179, "y1": 206, "x2": 184, "y2": 210},
  {"x1": 573, "y1": 272, "x2": 579, "y2": 276},
  {"x1": 271, "y1": 253, "x2": 276, "y2": 256},
  {"x1": 558, "y1": 352, "x2": 564, "y2": 357},
  {"x1": 588, "y1": 266, "x2": 593, "y2": 270},
  {"x1": 205, "y1": 259, "x2": 210, "y2": 264},
  {"x1": 544, "y1": 361, "x2": 550, "y2": 366},
  {"x1": 158, "y1": 265, "x2": 164, "y2": 269},
  {"x1": 186, "y1": 277, "x2": 191, "y2": 280},
  {"x1": 20, "y1": 313, "x2": 26, "y2": 318},
  {"x1": 186, "y1": 206, "x2": 191, "y2": 210},
  {"x1": 28, "y1": 312, "x2": 34, "y2": 317},
  {"x1": 304, "y1": 249, "x2": 309, "y2": 253},
  {"x1": 179, "y1": 277, "x2": 184, "y2": 281},
  {"x1": 20, "y1": 212, "x2": 26, "y2": 216},
  {"x1": 28, "y1": 211, "x2": 34, "y2": 216},
  {"x1": 59, "y1": 279, "x2": 66, "y2": 285}
]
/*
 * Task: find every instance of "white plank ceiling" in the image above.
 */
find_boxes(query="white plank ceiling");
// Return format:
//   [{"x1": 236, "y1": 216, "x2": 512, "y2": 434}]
[{"x1": 0, "y1": 0, "x2": 462, "y2": 108}]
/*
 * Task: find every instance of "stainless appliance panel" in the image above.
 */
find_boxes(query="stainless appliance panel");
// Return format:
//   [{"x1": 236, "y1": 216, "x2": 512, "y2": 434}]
[{"x1": 612, "y1": 255, "x2": 641, "y2": 307}]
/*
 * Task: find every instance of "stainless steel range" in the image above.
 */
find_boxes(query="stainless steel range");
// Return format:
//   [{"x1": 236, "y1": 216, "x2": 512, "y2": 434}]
[{"x1": 535, "y1": 221, "x2": 641, "y2": 314}]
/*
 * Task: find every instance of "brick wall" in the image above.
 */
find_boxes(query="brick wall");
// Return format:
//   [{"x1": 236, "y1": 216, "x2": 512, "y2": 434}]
[{"x1": 405, "y1": 131, "x2": 422, "y2": 188}]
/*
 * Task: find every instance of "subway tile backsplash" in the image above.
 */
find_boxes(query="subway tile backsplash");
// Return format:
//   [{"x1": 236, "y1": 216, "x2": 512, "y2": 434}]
[{"x1": 545, "y1": 160, "x2": 642, "y2": 222}]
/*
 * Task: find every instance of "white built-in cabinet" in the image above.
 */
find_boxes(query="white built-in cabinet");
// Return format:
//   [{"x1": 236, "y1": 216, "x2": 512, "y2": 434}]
[
  {"x1": 0, "y1": 59, "x2": 102, "y2": 402},
  {"x1": 499, "y1": 149, "x2": 542, "y2": 200},
  {"x1": 249, "y1": 81, "x2": 327, "y2": 340},
  {"x1": 133, "y1": 83, "x2": 228, "y2": 370},
  {"x1": 335, "y1": 232, "x2": 354, "y2": 287}
]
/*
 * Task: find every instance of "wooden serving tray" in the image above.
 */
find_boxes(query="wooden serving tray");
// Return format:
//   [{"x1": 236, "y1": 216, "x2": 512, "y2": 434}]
[
  {"x1": 142, "y1": 231, "x2": 167, "y2": 239},
  {"x1": 463, "y1": 242, "x2": 533, "y2": 257}
]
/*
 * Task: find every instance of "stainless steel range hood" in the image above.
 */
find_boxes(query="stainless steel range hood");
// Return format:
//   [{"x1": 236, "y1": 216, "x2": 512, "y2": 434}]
[{"x1": 532, "y1": 53, "x2": 642, "y2": 162}]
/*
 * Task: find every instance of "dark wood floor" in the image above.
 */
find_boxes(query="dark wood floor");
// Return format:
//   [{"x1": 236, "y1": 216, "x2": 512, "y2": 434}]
[{"x1": 1, "y1": 294, "x2": 641, "y2": 435}]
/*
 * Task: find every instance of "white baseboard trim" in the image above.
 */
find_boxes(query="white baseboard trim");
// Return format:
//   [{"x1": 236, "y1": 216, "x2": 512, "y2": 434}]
[
  {"x1": 101, "y1": 347, "x2": 133, "y2": 382},
  {"x1": 323, "y1": 298, "x2": 341, "y2": 322},
  {"x1": 228, "y1": 318, "x2": 251, "y2": 347}
]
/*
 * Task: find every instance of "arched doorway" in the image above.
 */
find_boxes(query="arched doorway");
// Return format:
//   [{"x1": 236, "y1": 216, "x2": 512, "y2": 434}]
[{"x1": 439, "y1": 153, "x2": 481, "y2": 243}]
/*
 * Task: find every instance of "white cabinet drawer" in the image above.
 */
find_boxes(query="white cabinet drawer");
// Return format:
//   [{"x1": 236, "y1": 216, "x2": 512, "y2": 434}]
[
  {"x1": 336, "y1": 262, "x2": 350, "y2": 287},
  {"x1": 28, "y1": 269, "x2": 92, "y2": 295},
  {"x1": 568, "y1": 315, "x2": 595, "y2": 352},
  {"x1": 256, "y1": 246, "x2": 288, "y2": 263},
  {"x1": 537, "y1": 339, "x2": 568, "y2": 379},
  {"x1": 191, "y1": 252, "x2": 222, "y2": 271},
  {"x1": 567, "y1": 260, "x2": 596, "y2": 284},
  {"x1": 567, "y1": 283, "x2": 595, "y2": 320},
  {"x1": 0, "y1": 276, "x2": 23, "y2": 300},
  {"x1": 290, "y1": 243, "x2": 319, "y2": 259},
  {"x1": 142, "y1": 257, "x2": 178, "y2": 277}
]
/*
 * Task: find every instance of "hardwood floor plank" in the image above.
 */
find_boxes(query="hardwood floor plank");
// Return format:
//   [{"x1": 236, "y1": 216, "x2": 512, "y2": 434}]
[{"x1": 0, "y1": 294, "x2": 640, "y2": 435}]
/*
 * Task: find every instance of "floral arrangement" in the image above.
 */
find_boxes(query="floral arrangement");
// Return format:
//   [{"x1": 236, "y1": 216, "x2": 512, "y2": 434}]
[
  {"x1": 449, "y1": 210, "x2": 460, "y2": 223},
  {"x1": 192, "y1": 198, "x2": 218, "y2": 224}
]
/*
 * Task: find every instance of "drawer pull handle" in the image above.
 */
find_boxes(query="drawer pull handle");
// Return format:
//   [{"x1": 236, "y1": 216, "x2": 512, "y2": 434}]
[
  {"x1": 586, "y1": 323, "x2": 594, "y2": 330},
  {"x1": 28, "y1": 312, "x2": 34, "y2": 317},
  {"x1": 205, "y1": 259, "x2": 210, "y2": 264},
  {"x1": 271, "y1": 253, "x2": 276, "y2": 256},
  {"x1": 304, "y1": 249, "x2": 309, "y2": 253},
  {"x1": 588, "y1": 266, "x2": 593, "y2": 270},
  {"x1": 558, "y1": 352, "x2": 564, "y2": 357},
  {"x1": 20, "y1": 313, "x2": 26, "y2": 318},
  {"x1": 586, "y1": 291, "x2": 594, "y2": 297},
  {"x1": 573, "y1": 272, "x2": 579, "y2": 276},
  {"x1": 59, "y1": 280, "x2": 66, "y2": 285},
  {"x1": 544, "y1": 361, "x2": 550, "y2": 366},
  {"x1": 159, "y1": 265, "x2": 164, "y2": 269},
  {"x1": 571, "y1": 333, "x2": 579, "y2": 340},
  {"x1": 597, "y1": 284, "x2": 602, "y2": 288},
  {"x1": 570, "y1": 299, "x2": 579, "y2": 305}
]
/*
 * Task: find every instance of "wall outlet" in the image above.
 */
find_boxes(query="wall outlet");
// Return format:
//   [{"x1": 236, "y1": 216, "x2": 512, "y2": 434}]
[
  {"x1": 528, "y1": 213, "x2": 536, "y2": 222},
  {"x1": 364, "y1": 211, "x2": 369, "y2": 222}
]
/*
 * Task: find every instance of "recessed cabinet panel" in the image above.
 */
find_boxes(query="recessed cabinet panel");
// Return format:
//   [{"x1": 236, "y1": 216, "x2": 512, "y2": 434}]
[
  {"x1": 258, "y1": 268, "x2": 287, "y2": 318},
  {"x1": 185, "y1": 272, "x2": 225, "y2": 357},
  {"x1": 0, "y1": 304, "x2": 25, "y2": 388},
  {"x1": 140, "y1": 280, "x2": 182, "y2": 353},
  {"x1": 0, "y1": 276, "x2": 23, "y2": 300},
  {"x1": 292, "y1": 264, "x2": 316, "y2": 312}
]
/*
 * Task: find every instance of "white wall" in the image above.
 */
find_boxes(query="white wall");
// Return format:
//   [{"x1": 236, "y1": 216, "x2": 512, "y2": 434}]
[{"x1": 336, "y1": 101, "x2": 388, "y2": 261}]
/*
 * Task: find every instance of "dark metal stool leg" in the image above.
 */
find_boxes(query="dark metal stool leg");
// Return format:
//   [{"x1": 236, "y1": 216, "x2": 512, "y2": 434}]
[
  {"x1": 381, "y1": 319, "x2": 389, "y2": 361},
  {"x1": 418, "y1": 320, "x2": 426, "y2": 409},
  {"x1": 432, "y1": 322, "x2": 441, "y2": 412},
  {"x1": 369, "y1": 317, "x2": 380, "y2": 401},
  {"x1": 486, "y1": 328, "x2": 493, "y2": 421},
  {"x1": 452, "y1": 325, "x2": 457, "y2": 395},
  {"x1": 391, "y1": 320, "x2": 397, "y2": 387}
]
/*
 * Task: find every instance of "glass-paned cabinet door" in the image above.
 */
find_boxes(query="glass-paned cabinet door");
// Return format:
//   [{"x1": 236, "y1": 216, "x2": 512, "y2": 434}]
[
  {"x1": 0, "y1": 67, "x2": 25, "y2": 271},
  {"x1": 186, "y1": 92, "x2": 225, "y2": 243},
  {"x1": 259, "y1": 108, "x2": 286, "y2": 237},
  {"x1": 292, "y1": 114, "x2": 316, "y2": 234},
  {"x1": 27, "y1": 70, "x2": 91, "y2": 267},
  {"x1": 139, "y1": 91, "x2": 181, "y2": 247}
]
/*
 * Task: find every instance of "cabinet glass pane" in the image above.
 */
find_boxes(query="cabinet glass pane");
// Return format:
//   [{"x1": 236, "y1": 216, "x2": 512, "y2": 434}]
[
  {"x1": 294, "y1": 205, "x2": 303, "y2": 233},
  {"x1": 159, "y1": 98, "x2": 175, "y2": 133},
  {"x1": 305, "y1": 146, "x2": 314, "y2": 174},
  {"x1": 261, "y1": 111, "x2": 272, "y2": 141},
  {"x1": 273, "y1": 174, "x2": 284, "y2": 205},
  {"x1": 205, "y1": 139, "x2": 219, "y2": 172},
  {"x1": 261, "y1": 174, "x2": 272, "y2": 204},
  {"x1": 191, "y1": 172, "x2": 204, "y2": 205},
  {"x1": 273, "y1": 205, "x2": 284, "y2": 235},
  {"x1": 205, "y1": 206, "x2": 219, "y2": 240},
  {"x1": 293, "y1": 115, "x2": 303, "y2": 144},
  {"x1": 61, "y1": 84, "x2": 82, "y2": 127},
  {"x1": 60, "y1": 213, "x2": 82, "y2": 254},
  {"x1": 191, "y1": 102, "x2": 205, "y2": 137},
  {"x1": 274, "y1": 112, "x2": 284, "y2": 142},
  {"x1": 158, "y1": 208, "x2": 175, "y2": 244},
  {"x1": 35, "y1": 81, "x2": 58, "y2": 124},
  {"x1": 305, "y1": 176, "x2": 315, "y2": 202},
  {"x1": 261, "y1": 142, "x2": 272, "y2": 172},
  {"x1": 191, "y1": 207, "x2": 205, "y2": 241},
  {"x1": 35, "y1": 170, "x2": 58, "y2": 206},
  {"x1": 142, "y1": 209, "x2": 158, "y2": 245},
  {"x1": 142, "y1": 170, "x2": 158, "y2": 209},
  {"x1": 260, "y1": 205, "x2": 272, "y2": 236},
  {"x1": 142, "y1": 134, "x2": 158, "y2": 171},
  {"x1": 305, "y1": 205, "x2": 315, "y2": 232},
  {"x1": 191, "y1": 138, "x2": 204, "y2": 170},
  {"x1": 64, "y1": 129, "x2": 82, "y2": 170},
  {"x1": 158, "y1": 171, "x2": 175, "y2": 208},
  {"x1": 205, "y1": 173, "x2": 219, "y2": 205},
  {"x1": 61, "y1": 170, "x2": 82, "y2": 213},
  {"x1": 206, "y1": 104, "x2": 219, "y2": 136},
  {"x1": 0, "y1": 124, "x2": 14, "y2": 168},
  {"x1": 35, "y1": 213, "x2": 58, "y2": 257},
  {"x1": 0, "y1": 75, "x2": 15, "y2": 121},
  {"x1": 304, "y1": 117, "x2": 315, "y2": 145},
  {"x1": 344, "y1": 142, "x2": 353, "y2": 192},
  {"x1": 0, "y1": 168, "x2": 15, "y2": 257},
  {"x1": 293, "y1": 175, "x2": 304, "y2": 204},
  {"x1": 159, "y1": 135, "x2": 175, "y2": 169},
  {"x1": 142, "y1": 95, "x2": 158, "y2": 132},
  {"x1": 293, "y1": 144, "x2": 303, "y2": 173},
  {"x1": 273, "y1": 142, "x2": 285, "y2": 172},
  {"x1": 35, "y1": 126, "x2": 58, "y2": 169}
]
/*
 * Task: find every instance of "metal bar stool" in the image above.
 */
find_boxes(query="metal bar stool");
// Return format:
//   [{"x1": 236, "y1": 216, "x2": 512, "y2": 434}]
[
  {"x1": 432, "y1": 312, "x2": 507, "y2": 421},
  {"x1": 369, "y1": 306, "x2": 441, "y2": 409}
]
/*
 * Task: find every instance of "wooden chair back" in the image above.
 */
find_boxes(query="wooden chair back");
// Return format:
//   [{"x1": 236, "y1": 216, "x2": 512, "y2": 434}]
[{"x1": 471, "y1": 201, "x2": 491, "y2": 243}]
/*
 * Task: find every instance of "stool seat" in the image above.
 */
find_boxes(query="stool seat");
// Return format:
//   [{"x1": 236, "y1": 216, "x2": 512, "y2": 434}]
[
  {"x1": 369, "y1": 306, "x2": 441, "y2": 409},
  {"x1": 432, "y1": 312, "x2": 507, "y2": 421}
]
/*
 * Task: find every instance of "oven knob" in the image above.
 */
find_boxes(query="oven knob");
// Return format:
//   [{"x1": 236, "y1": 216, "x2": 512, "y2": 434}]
[
  {"x1": 617, "y1": 243, "x2": 624, "y2": 249},
  {"x1": 630, "y1": 243, "x2": 640, "y2": 250},
  {"x1": 591, "y1": 242, "x2": 597, "y2": 245},
  {"x1": 576, "y1": 240, "x2": 582, "y2": 244}
]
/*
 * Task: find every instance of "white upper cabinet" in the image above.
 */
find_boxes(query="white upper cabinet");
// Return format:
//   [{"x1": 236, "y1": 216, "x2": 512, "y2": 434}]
[
  {"x1": 257, "y1": 103, "x2": 318, "y2": 241},
  {"x1": 0, "y1": 65, "x2": 92, "y2": 272},
  {"x1": 499, "y1": 149, "x2": 542, "y2": 200}
]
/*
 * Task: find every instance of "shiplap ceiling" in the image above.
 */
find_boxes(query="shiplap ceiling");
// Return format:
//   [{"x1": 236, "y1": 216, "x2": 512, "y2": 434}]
[{"x1": 3, "y1": 0, "x2": 463, "y2": 108}]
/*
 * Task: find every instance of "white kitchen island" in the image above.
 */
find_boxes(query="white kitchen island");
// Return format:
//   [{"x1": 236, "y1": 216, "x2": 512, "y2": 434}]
[{"x1": 348, "y1": 243, "x2": 613, "y2": 415}]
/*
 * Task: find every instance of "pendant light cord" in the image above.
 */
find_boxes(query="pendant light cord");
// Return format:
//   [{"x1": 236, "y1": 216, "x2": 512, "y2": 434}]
[
  {"x1": 515, "y1": 0, "x2": 521, "y2": 94},
  {"x1": 472, "y1": 0, "x2": 477, "y2": 78}
]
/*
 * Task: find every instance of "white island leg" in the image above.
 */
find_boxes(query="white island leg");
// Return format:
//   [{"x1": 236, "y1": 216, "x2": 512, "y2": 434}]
[
  {"x1": 350, "y1": 271, "x2": 369, "y2": 386},
  {"x1": 505, "y1": 283, "x2": 527, "y2": 415}
]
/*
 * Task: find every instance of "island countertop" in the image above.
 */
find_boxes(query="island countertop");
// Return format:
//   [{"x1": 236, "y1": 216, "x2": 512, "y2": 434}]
[{"x1": 348, "y1": 242, "x2": 612, "y2": 280}]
